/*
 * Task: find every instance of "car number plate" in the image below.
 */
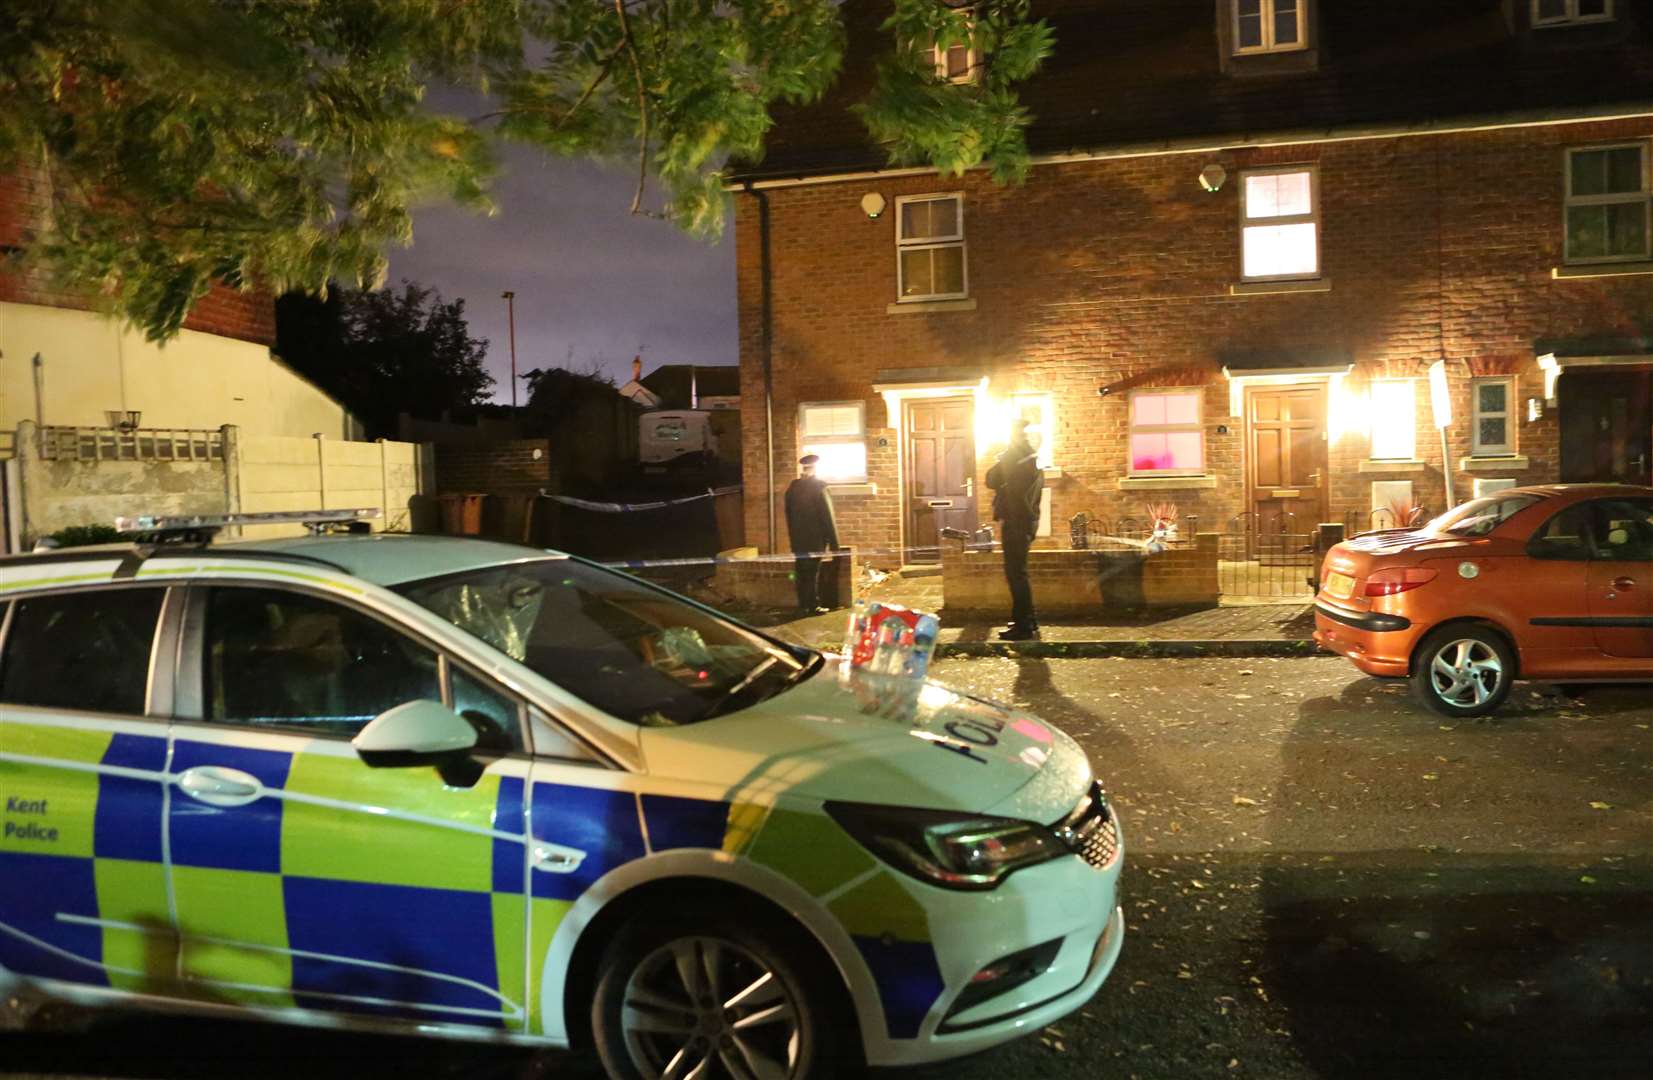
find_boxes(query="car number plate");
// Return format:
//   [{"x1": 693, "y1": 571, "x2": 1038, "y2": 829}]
[{"x1": 1324, "y1": 571, "x2": 1355, "y2": 599}]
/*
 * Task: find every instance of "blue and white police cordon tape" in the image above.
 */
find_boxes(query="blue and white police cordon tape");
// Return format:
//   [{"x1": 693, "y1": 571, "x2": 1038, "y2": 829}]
[{"x1": 537, "y1": 486, "x2": 742, "y2": 514}]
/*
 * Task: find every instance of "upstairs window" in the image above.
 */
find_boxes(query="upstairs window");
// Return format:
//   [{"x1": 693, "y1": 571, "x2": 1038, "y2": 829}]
[
  {"x1": 1241, "y1": 167, "x2": 1319, "y2": 281},
  {"x1": 1533, "y1": 0, "x2": 1614, "y2": 26},
  {"x1": 1471, "y1": 376, "x2": 1516, "y2": 457},
  {"x1": 1234, "y1": 0, "x2": 1306, "y2": 54},
  {"x1": 1566, "y1": 144, "x2": 1650, "y2": 263},
  {"x1": 896, "y1": 194, "x2": 968, "y2": 302},
  {"x1": 798, "y1": 401, "x2": 868, "y2": 483},
  {"x1": 931, "y1": 8, "x2": 977, "y2": 84},
  {"x1": 1129, "y1": 390, "x2": 1205, "y2": 475}
]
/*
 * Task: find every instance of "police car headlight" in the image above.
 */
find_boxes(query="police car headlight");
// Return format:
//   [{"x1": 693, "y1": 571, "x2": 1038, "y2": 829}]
[{"x1": 824, "y1": 802, "x2": 1066, "y2": 891}]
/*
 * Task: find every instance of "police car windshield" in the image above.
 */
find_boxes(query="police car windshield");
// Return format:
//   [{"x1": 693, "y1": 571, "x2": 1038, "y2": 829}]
[{"x1": 397, "y1": 559, "x2": 812, "y2": 727}]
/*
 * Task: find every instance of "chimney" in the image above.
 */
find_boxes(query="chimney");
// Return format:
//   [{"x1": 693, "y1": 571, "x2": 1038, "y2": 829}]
[{"x1": 631, "y1": 355, "x2": 642, "y2": 383}]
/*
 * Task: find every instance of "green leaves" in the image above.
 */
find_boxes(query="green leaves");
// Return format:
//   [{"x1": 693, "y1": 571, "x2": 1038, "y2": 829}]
[
  {"x1": 492, "y1": 0, "x2": 846, "y2": 237},
  {"x1": 2, "y1": 0, "x2": 516, "y2": 341},
  {"x1": 857, "y1": 0, "x2": 1054, "y2": 183},
  {"x1": 3, "y1": 0, "x2": 1056, "y2": 341}
]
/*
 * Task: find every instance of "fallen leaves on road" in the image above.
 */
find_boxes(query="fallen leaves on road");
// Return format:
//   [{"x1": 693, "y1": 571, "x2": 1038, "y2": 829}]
[{"x1": 1589, "y1": 801, "x2": 1613, "y2": 810}]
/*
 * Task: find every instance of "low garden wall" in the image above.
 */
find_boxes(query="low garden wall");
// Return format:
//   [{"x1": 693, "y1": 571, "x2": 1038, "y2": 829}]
[
  {"x1": 941, "y1": 533, "x2": 1220, "y2": 615},
  {"x1": 711, "y1": 548, "x2": 860, "y2": 612}
]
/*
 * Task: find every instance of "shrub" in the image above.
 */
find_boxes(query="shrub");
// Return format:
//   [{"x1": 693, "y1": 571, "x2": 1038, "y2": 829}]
[{"x1": 48, "y1": 523, "x2": 124, "y2": 547}]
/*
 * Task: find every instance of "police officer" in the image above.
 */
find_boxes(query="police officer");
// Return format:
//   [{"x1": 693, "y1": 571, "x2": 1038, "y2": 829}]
[
  {"x1": 784, "y1": 454, "x2": 840, "y2": 615},
  {"x1": 985, "y1": 419, "x2": 1044, "y2": 640}
]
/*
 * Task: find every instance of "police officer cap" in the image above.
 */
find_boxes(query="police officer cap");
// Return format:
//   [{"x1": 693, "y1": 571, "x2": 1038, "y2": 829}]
[{"x1": 799, "y1": 453, "x2": 820, "y2": 465}]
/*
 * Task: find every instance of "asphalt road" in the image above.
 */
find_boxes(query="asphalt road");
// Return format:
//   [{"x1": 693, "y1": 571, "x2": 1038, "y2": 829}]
[{"x1": 5, "y1": 657, "x2": 1650, "y2": 1080}]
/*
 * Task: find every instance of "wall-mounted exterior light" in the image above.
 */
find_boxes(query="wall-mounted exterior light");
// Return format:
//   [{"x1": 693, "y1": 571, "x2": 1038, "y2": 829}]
[
  {"x1": 1536, "y1": 353, "x2": 1562, "y2": 404},
  {"x1": 1199, "y1": 164, "x2": 1228, "y2": 193},
  {"x1": 860, "y1": 192, "x2": 887, "y2": 219}
]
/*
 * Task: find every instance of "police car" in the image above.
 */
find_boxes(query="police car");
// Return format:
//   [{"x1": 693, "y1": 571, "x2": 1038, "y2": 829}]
[{"x1": 0, "y1": 510, "x2": 1124, "y2": 1078}]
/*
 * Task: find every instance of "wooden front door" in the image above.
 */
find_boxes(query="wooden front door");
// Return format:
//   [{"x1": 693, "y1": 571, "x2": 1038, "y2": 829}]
[
  {"x1": 905, "y1": 397, "x2": 977, "y2": 562},
  {"x1": 1246, "y1": 386, "x2": 1329, "y2": 555},
  {"x1": 1560, "y1": 370, "x2": 1652, "y2": 486}
]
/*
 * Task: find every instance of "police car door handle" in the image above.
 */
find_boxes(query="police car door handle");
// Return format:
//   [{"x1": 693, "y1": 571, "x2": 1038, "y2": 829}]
[
  {"x1": 531, "y1": 843, "x2": 587, "y2": 874},
  {"x1": 176, "y1": 766, "x2": 265, "y2": 808}
]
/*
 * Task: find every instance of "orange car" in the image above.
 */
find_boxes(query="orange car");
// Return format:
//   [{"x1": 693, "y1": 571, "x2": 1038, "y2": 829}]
[{"x1": 1314, "y1": 484, "x2": 1653, "y2": 716}]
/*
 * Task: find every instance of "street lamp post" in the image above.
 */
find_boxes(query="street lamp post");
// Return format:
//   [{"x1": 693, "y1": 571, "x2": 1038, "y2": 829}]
[{"x1": 502, "y1": 290, "x2": 518, "y2": 410}]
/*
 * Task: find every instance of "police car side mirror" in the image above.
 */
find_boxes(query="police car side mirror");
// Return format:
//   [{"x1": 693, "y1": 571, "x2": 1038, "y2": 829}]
[{"x1": 353, "y1": 700, "x2": 479, "y2": 779}]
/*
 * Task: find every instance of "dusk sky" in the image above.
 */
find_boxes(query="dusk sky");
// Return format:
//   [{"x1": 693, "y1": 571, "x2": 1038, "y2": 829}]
[{"x1": 387, "y1": 142, "x2": 737, "y2": 403}]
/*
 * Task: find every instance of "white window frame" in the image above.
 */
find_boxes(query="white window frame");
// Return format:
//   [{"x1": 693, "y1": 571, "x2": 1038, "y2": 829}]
[
  {"x1": 895, "y1": 193, "x2": 969, "y2": 303},
  {"x1": 1233, "y1": 0, "x2": 1308, "y2": 55},
  {"x1": 1471, "y1": 375, "x2": 1517, "y2": 457},
  {"x1": 931, "y1": 8, "x2": 977, "y2": 85},
  {"x1": 1367, "y1": 379, "x2": 1417, "y2": 462},
  {"x1": 1128, "y1": 389, "x2": 1206, "y2": 477},
  {"x1": 797, "y1": 400, "x2": 868, "y2": 483},
  {"x1": 1239, "y1": 165, "x2": 1321, "y2": 282},
  {"x1": 1564, "y1": 142, "x2": 1651, "y2": 265},
  {"x1": 1532, "y1": 0, "x2": 1614, "y2": 27}
]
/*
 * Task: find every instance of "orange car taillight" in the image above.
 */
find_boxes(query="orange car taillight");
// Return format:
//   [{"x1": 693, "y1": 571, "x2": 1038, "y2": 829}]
[{"x1": 1364, "y1": 567, "x2": 1438, "y2": 597}]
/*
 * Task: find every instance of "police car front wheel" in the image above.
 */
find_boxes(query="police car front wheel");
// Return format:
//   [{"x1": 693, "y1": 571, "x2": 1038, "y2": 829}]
[{"x1": 591, "y1": 908, "x2": 844, "y2": 1080}]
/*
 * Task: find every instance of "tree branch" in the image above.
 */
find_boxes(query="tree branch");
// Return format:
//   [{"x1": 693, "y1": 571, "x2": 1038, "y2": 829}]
[
  {"x1": 470, "y1": 41, "x2": 627, "y2": 131},
  {"x1": 612, "y1": 0, "x2": 655, "y2": 218}
]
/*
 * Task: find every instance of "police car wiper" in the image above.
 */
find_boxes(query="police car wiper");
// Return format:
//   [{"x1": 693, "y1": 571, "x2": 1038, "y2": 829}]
[
  {"x1": 701, "y1": 650, "x2": 817, "y2": 720},
  {"x1": 783, "y1": 651, "x2": 825, "y2": 687},
  {"x1": 701, "y1": 656, "x2": 780, "y2": 720}
]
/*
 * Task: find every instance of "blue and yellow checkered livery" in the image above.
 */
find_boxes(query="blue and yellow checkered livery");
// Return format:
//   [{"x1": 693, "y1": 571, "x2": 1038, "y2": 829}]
[{"x1": 2, "y1": 715, "x2": 946, "y2": 1042}]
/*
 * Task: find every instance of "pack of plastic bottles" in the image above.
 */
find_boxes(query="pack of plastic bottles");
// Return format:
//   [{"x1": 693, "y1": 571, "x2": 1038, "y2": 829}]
[{"x1": 846, "y1": 600, "x2": 940, "y2": 681}]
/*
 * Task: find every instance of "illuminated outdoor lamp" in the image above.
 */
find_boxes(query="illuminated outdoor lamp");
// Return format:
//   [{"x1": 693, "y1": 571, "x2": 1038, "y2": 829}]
[{"x1": 1536, "y1": 352, "x2": 1562, "y2": 404}]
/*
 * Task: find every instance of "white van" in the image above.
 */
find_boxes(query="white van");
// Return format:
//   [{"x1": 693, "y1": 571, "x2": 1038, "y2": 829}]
[{"x1": 640, "y1": 410, "x2": 716, "y2": 470}]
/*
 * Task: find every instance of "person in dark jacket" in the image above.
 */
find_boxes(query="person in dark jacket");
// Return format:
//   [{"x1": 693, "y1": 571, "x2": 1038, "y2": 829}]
[
  {"x1": 985, "y1": 420, "x2": 1044, "y2": 640},
  {"x1": 784, "y1": 454, "x2": 840, "y2": 614}
]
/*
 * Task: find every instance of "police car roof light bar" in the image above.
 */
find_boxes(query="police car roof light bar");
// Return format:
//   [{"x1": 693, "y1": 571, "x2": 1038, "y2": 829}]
[{"x1": 115, "y1": 508, "x2": 381, "y2": 542}]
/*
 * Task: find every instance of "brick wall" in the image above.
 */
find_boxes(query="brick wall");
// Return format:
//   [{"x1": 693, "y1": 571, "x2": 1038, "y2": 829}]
[
  {"x1": 942, "y1": 533, "x2": 1219, "y2": 614},
  {"x1": 711, "y1": 550, "x2": 859, "y2": 611},
  {"x1": 737, "y1": 119, "x2": 1653, "y2": 559},
  {"x1": 434, "y1": 439, "x2": 553, "y2": 494},
  {"x1": 0, "y1": 168, "x2": 276, "y2": 346},
  {"x1": 1143, "y1": 533, "x2": 1223, "y2": 607}
]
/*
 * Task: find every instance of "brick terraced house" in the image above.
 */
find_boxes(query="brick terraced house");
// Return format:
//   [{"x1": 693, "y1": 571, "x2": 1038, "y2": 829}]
[{"x1": 729, "y1": 0, "x2": 1653, "y2": 569}]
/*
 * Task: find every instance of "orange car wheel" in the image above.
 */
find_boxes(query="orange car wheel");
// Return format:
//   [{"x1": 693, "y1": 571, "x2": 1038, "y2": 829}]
[{"x1": 1410, "y1": 626, "x2": 1516, "y2": 718}]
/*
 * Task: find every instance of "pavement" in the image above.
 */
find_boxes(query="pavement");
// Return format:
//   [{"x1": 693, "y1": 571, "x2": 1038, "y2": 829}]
[
  {"x1": 744, "y1": 568, "x2": 1319, "y2": 658},
  {"x1": 6, "y1": 656, "x2": 1649, "y2": 1080}
]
